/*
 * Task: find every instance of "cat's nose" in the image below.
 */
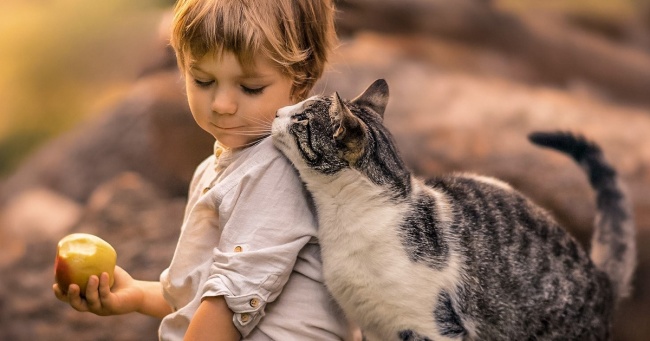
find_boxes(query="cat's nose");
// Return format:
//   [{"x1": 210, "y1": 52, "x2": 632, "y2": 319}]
[{"x1": 276, "y1": 107, "x2": 288, "y2": 118}]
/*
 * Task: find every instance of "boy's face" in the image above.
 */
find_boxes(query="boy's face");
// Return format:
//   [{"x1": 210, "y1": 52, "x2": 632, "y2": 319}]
[{"x1": 185, "y1": 51, "x2": 294, "y2": 149}]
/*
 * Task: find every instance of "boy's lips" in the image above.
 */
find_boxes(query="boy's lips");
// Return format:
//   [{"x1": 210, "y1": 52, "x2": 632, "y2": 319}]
[{"x1": 212, "y1": 123, "x2": 242, "y2": 130}]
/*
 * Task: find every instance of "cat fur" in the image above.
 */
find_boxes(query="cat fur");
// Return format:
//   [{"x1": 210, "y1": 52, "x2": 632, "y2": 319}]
[{"x1": 271, "y1": 80, "x2": 635, "y2": 341}]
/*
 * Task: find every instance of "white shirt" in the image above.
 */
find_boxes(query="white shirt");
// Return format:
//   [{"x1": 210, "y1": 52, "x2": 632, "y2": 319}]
[{"x1": 158, "y1": 137, "x2": 348, "y2": 340}]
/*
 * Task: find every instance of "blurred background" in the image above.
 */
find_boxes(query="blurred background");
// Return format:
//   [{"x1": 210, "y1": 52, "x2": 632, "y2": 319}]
[
  {"x1": 1, "y1": 0, "x2": 649, "y2": 340},
  {"x1": 0, "y1": 0, "x2": 174, "y2": 176}
]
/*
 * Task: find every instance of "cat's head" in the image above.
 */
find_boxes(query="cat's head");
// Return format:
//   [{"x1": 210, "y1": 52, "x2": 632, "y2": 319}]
[{"x1": 272, "y1": 79, "x2": 411, "y2": 195}]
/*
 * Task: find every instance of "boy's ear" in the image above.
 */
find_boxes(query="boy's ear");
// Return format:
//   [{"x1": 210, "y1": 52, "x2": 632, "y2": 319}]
[
  {"x1": 351, "y1": 79, "x2": 389, "y2": 120},
  {"x1": 331, "y1": 92, "x2": 366, "y2": 164}
]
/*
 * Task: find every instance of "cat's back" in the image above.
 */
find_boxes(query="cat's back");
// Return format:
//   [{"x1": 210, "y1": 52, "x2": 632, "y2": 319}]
[
  {"x1": 418, "y1": 173, "x2": 615, "y2": 339},
  {"x1": 425, "y1": 172, "x2": 563, "y2": 240}
]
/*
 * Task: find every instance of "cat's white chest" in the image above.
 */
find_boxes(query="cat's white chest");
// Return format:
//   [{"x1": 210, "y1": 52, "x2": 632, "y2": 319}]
[{"x1": 306, "y1": 170, "x2": 459, "y2": 340}]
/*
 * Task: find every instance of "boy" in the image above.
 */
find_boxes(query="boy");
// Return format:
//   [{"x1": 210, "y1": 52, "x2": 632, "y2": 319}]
[{"x1": 54, "y1": 0, "x2": 352, "y2": 339}]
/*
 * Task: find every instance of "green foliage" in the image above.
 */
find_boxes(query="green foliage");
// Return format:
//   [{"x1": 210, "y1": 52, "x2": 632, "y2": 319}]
[
  {"x1": 0, "y1": 0, "x2": 172, "y2": 176},
  {"x1": 0, "y1": 130, "x2": 49, "y2": 176}
]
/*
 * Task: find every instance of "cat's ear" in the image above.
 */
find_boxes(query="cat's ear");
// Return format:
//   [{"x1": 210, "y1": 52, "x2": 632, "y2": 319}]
[
  {"x1": 331, "y1": 92, "x2": 366, "y2": 163},
  {"x1": 351, "y1": 79, "x2": 389, "y2": 120},
  {"x1": 331, "y1": 92, "x2": 361, "y2": 140}
]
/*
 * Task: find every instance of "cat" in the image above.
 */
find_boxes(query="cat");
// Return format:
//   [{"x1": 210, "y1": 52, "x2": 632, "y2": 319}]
[{"x1": 270, "y1": 79, "x2": 636, "y2": 341}]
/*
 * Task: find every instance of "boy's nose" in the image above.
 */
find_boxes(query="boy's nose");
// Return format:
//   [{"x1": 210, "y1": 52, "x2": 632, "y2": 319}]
[{"x1": 211, "y1": 90, "x2": 237, "y2": 115}]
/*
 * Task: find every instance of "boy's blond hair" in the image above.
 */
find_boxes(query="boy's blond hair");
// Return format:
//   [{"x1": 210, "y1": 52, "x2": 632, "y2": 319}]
[{"x1": 170, "y1": 0, "x2": 338, "y2": 100}]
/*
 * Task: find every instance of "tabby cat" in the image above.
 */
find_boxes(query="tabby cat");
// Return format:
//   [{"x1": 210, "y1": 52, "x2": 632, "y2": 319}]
[{"x1": 271, "y1": 79, "x2": 636, "y2": 340}]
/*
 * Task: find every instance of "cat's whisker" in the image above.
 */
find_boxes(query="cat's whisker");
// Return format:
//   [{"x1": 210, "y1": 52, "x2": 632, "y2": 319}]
[
  {"x1": 232, "y1": 136, "x2": 268, "y2": 149},
  {"x1": 237, "y1": 113, "x2": 274, "y2": 127},
  {"x1": 227, "y1": 129, "x2": 272, "y2": 135},
  {"x1": 238, "y1": 127, "x2": 273, "y2": 132},
  {"x1": 240, "y1": 116, "x2": 271, "y2": 126},
  {"x1": 231, "y1": 134, "x2": 271, "y2": 138}
]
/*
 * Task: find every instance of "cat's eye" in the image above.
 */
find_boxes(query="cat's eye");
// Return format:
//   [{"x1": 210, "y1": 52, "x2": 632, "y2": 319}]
[{"x1": 292, "y1": 113, "x2": 309, "y2": 123}]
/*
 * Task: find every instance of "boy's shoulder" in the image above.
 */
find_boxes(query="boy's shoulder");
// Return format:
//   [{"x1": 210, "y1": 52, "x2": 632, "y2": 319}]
[
  {"x1": 246, "y1": 137, "x2": 288, "y2": 167},
  {"x1": 192, "y1": 137, "x2": 294, "y2": 191},
  {"x1": 196, "y1": 137, "x2": 283, "y2": 171},
  {"x1": 216, "y1": 137, "x2": 302, "y2": 197}
]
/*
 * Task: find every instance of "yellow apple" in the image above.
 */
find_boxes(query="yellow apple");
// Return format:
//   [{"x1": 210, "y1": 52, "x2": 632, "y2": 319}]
[{"x1": 54, "y1": 233, "x2": 116, "y2": 295}]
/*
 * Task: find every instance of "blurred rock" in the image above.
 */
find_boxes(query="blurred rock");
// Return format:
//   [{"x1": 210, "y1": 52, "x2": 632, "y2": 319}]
[
  {"x1": 0, "y1": 68, "x2": 212, "y2": 206},
  {"x1": 0, "y1": 227, "x2": 25, "y2": 269},
  {"x1": 337, "y1": 0, "x2": 650, "y2": 107},
  {"x1": 0, "y1": 172, "x2": 184, "y2": 341},
  {"x1": 1, "y1": 188, "x2": 82, "y2": 242}
]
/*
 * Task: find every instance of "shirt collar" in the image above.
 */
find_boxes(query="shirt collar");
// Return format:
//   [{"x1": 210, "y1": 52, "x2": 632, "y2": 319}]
[{"x1": 214, "y1": 141, "x2": 225, "y2": 158}]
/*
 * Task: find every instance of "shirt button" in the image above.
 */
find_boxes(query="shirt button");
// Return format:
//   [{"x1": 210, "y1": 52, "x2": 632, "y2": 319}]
[
  {"x1": 240, "y1": 313, "x2": 251, "y2": 323},
  {"x1": 249, "y1": 298, "x2": 260, "y2": 308},
  {"x1": 215, "y1": 146, "x2": 224, "y2": 157},
  {"x1": 234, "y1": 245, "x2": 243, "y2": 252},
  {"x1": 202, "y1": 187, "x2": 211, "y2": 194}
]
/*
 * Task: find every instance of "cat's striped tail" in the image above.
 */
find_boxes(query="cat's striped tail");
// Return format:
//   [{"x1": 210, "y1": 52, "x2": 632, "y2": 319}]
[{"x1": 528, "y1": 131, "x2": 636, "y2": 300}]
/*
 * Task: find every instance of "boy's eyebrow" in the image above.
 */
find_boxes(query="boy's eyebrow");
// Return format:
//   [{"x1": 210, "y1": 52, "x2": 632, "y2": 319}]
[
  {"x1": 188, "y1": 64, "x2": 208, "y2": 73},
  {"x1": 241, "y1": 72, "x2": 273, "y2": 80},
  {"x1": 188, "y1": 64, "x2": 209, "y2": 73}
]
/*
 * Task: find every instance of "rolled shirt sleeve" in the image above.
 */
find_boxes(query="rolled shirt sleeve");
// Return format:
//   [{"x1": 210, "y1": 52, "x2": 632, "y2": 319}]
[{"x1": 201, "y1": 152, "x2": 318, "y2": 337}]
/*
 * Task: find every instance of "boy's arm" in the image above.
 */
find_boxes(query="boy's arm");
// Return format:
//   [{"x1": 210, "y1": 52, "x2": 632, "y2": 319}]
[
  {"x1": 133, "y1": 280, "x2": 173, "y2": 319},
  {"x1": 54, "y1": 266, "x2": 172, "y2": 318},
  {"x1": 184, "y1": 296, "x2": 240, "y2": 341}
]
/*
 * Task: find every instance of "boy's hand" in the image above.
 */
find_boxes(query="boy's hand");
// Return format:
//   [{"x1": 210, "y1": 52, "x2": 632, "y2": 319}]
[{"x1": 53, "y1": 265, "x2": 143, "y2": 316}]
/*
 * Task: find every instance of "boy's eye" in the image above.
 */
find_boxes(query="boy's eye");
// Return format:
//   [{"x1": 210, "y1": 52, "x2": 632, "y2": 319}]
[
  {"x1": 241, "y1": 85, "x2": 266, "y2": 95},
  {"x1": 193, "y1": 79, "x2": 214, "y2": 88}
]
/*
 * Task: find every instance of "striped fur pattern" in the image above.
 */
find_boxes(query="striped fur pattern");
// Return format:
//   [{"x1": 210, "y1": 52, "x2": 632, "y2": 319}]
[{"x1": 271, "y1": 79, "x2": 635, "y2": 340}]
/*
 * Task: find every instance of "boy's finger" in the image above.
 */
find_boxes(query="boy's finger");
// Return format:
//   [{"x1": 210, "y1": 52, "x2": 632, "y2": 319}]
[
  {"x1": 68, "y1": 285, "x2": 89, "y2": 312},
  {"x1": 52, "y1": 284, "x2": 68, "y2": 302},
  {"x1": 85, "y1": 275, "x2": 101, "y2": 311},
  {"x1": 98, "y1": 272, "x2": 112, "y2": 301}
]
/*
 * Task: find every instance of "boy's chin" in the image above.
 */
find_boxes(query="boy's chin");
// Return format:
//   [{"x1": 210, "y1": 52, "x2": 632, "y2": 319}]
[{"x1": 215, "y1": 136, "x2": 262, "y2": 150}]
